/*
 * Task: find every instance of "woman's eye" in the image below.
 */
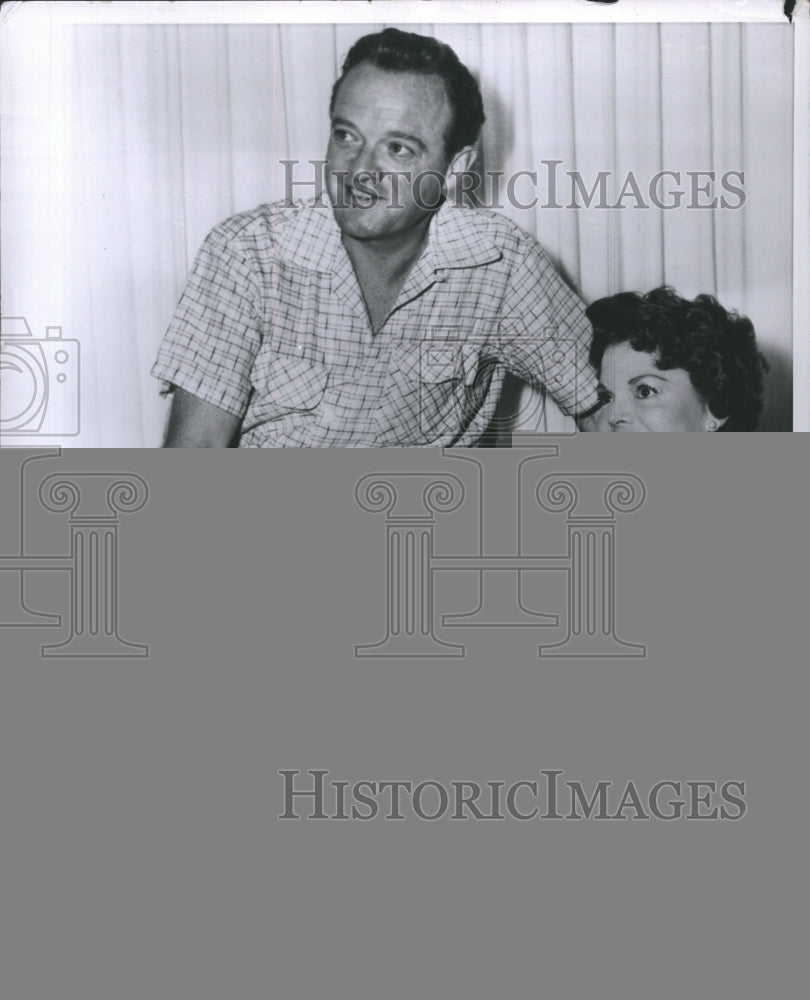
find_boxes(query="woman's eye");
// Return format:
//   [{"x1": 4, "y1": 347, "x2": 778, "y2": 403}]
[{"x1": 634, "y1": 383, "x2": 658, "y2": 399}]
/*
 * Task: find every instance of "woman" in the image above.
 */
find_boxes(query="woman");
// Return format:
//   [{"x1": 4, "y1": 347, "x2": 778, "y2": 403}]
[{"x1": 582, "y1": 286, "x2": 769, "y2": 432}]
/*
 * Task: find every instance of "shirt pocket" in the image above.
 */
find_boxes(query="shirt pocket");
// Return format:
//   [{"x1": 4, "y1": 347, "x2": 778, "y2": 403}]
[
  {"x1": 381, "y1": 342, "x2": 489, "y2": 445},
  {"x1": 249, "y1": 351, "x2": 328, "y2": 421},
  {"x1": 398, "y1": 341, "x2": 482, "y2": 386}
]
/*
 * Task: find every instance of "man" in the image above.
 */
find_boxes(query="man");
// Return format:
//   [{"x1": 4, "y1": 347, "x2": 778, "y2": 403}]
[{"x1": 152, "y1": 28, "x2": 601, "y2": 446}]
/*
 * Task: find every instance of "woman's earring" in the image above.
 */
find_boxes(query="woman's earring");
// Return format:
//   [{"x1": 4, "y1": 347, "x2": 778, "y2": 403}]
[{"x1": 706, "y1": 418, "x2": 719, "y2": 432}]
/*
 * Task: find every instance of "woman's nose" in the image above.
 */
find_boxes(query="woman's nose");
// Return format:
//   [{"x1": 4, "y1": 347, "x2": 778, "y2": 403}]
[{"x1": 606, "y1": 395, "x2": 631, "y2": 428}]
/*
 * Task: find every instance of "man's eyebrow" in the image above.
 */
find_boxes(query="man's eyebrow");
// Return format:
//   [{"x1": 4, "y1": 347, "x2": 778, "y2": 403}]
[
  {"x1": 385, "y1": 130, "x2": 427, "y2": 151},
  {"x1": 331, "y1": 117, "x2": 427, "y2": 152},
  {"x1": 331, "y1": 116, "x2": 360, "y2": 131}
]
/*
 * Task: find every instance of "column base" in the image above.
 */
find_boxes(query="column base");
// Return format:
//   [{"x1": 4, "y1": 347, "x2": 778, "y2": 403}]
[
  {"x1": 355, "y1": 633, "x2": 465, "y2": 658},
  {"x1": 0, "y1": 574, "x2": 61, "y2": 627},
  {"x1": 539, "y1": 632, "x2": 646, "y2": 659},
  {"x1": 41, "y1": 633, "x2": 149, "y2": 658}
]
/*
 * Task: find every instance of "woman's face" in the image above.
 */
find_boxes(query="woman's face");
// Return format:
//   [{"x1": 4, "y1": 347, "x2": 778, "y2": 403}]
[{"x1": 593, "y1": 342, "x2": 724, "y2": 432}]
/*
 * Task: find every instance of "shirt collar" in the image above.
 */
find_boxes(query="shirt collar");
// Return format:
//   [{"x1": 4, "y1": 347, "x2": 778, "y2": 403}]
[
  {"x1": 426, "y1": 200, "x2": 504, "y2": 271},
  {"x1": 276, "y1": 197, "x2": 345, "y2": 272},
  {"x1": 277, "y1": 198, "x2": 503, "y2": 274}
]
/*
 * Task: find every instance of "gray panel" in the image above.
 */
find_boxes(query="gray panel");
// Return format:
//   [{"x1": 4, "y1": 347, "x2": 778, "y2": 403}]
[{"x1": 0, "y1": 439, "x2": 807, "y2": 999}]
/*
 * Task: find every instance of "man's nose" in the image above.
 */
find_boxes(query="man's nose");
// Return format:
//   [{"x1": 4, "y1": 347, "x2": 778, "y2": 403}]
[{"x1": 348, "y1": 145, "x2": 379, "y2": 182}]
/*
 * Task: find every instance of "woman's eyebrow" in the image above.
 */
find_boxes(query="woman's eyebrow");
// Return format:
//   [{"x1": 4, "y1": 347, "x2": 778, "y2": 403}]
[{"x1": 628, "y1": 373, "x2": 669, "y2": 384}]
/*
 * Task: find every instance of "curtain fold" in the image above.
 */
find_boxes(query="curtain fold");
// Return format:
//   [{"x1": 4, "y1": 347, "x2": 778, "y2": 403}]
[{"x1": 2, "y1": 22, "x2": 793, "y2": 445}]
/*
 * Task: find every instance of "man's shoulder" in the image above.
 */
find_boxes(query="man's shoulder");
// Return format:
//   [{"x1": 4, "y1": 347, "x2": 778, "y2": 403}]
[
  {"x1": 439, "y1": 204, "x2": 552, "y2": 262},
  {"x1": 206, "y1": 198, "x2": 331, "y2": 254}
]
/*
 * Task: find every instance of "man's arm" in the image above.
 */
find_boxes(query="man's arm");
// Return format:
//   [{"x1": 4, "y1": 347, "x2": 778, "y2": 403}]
[
  {"x1": 163, "y1": 387, "x2": 242, "y2": 447},
  {"x1": 576, "y1": 387, "x2": 610, "y2": 431},
  {"x1": 151, "y1": 222, "x2": 264, "y2": 446},
  {"x1": 496, "y1": 243, "x2": 601, "y2": 418}
]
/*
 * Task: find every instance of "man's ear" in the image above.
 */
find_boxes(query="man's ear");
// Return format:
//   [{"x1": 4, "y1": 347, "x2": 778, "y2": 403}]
[
  {"x1": 446, "y1": 145, "x2": 477, "y2": 178},
  {"x1": 444, "y1": 146, "x2": 478, "y2": 206}
]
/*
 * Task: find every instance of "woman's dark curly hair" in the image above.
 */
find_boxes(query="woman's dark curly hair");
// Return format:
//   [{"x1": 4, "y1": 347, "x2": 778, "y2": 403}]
[
  {"x1": 330, "y1": 28, "x2": 485, "y2": 159},
  {"x1": 586, "y1": 286, "x2": 769, "y2": 431}
]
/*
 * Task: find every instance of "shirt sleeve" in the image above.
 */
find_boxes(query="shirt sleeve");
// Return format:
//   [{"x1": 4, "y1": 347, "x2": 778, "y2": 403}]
[
  {"x1": 496, "y1": 242, "x2": 600, "y2": 417},
  {"x1": 151, "y1": 226, "x2": 263, "y2": 417}
]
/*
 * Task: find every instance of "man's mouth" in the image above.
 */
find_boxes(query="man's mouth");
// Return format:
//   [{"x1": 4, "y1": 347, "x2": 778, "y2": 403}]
[
  {"x1": 334, "y1": 169, "x2": 382, "y2": 208},
  {"x1": 345, "y1": 186, "x2": 376, "y2": 208}
]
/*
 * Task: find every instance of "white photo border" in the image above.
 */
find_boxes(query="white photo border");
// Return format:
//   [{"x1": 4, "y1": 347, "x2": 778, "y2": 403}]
[{"x1": 2, "y1": 0, "x2": 807, "y2": 432}]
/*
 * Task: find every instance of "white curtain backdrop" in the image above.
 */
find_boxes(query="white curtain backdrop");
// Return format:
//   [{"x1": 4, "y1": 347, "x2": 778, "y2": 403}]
[{"x1": 1, "y1": 21, "x2": 794, "y2": 445}]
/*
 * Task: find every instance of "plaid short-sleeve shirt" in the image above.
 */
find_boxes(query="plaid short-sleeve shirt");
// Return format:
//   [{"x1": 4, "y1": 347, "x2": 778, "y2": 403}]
[{"x1": 151, "y1": 199, "x2": 600, "y2": 447}]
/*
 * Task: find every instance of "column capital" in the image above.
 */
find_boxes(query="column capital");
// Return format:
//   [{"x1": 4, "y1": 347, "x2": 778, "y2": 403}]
[
  {"x1": 355, "y1": 472, "x2": 464, "y2": 521},
  {"x1": 39, "y1": 473, "x2": 149, "y2": 521},
  {"x1": 536, "y1": 472, "x2": 645, "y2": 521}
]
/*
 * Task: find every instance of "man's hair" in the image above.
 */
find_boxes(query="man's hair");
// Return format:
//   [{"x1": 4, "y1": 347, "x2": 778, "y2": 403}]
[
  {"x1": 586, "y1": 286, "x2": 770, "y2": 431},
  {"x1": 329, "y1": 28, "x2": 485, "y2": 158}
]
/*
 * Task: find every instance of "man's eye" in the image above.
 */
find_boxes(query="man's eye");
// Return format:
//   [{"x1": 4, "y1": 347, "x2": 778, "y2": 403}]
[
  {"x1": 389, "y1": 141, "x2": 415, "y2": 159},
  {"x1": 634, "y1": 383, "x2": 658, "y2": 399},
  {"x1": 333, "y1": 128, "x2": 356, "y2": 143}
]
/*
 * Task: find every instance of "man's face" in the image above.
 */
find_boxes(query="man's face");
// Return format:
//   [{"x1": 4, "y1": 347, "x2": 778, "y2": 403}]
[
  {"x1": 594, "y1": 342, "x2": 721, "y2": 432},
  {"x1": 327, "y1": 63, "x2": 457, "y2": 242}
]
